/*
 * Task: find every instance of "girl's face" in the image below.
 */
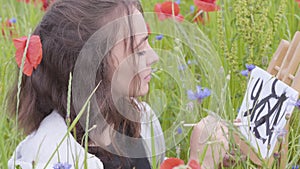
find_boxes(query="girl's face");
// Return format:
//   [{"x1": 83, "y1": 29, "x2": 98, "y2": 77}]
[{"x1": 111, "y1": 9, "x2": 159, "y2": 97}]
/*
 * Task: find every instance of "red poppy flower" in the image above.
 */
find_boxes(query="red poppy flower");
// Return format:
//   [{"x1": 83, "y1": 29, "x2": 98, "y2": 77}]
[
  {"x1": 188, "y1": 159, "x2": 202, "y2": 169},
  {"x1": 13, "y1": 35, "x2": 43, "y2": 76},
  {"x1": 40, "y1": 0, "x2": 54, "y2": 11},
  {"x1": 296, "y1": 0, "x2": 300, "y2": 8},
  {"x1": 194, "y1": 0, "x2": 220, "y2": 12},
  {"x1": 160, "y1": 1, "x2": 180, "y2": 16},
  {"x1": 154, "y1": 1, "x2": 184, "y2": 22},
  {"x1": 160, "y1": 158, "x2": 201, "y2": 169},
  {"x1": 160, "y1": 158, "x2": 184, "y2": 169},
  {"x1": 176, "y1": 14, "x2": 184, "y2": 22}
]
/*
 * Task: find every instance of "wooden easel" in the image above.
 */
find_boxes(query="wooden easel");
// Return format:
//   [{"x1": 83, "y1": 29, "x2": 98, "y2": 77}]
[{"x1": 233, "y1": 31, "x2": 300, "y2": 168}]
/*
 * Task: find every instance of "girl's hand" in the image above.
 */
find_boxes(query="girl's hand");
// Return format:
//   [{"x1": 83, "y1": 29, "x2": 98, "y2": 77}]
[{"x1": 189, "y1": 115, "x2": 229, "y2": 169}]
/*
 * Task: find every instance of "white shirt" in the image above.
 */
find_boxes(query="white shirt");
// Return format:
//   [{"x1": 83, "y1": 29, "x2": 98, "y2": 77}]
[{"x1": 8, "y1": 102, "x2": 165, "y2": 169}]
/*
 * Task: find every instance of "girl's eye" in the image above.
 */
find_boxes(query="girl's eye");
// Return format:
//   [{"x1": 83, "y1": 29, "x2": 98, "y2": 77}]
[{"x1": 137, "y1": 51, "x2": 146, "y2": 56}]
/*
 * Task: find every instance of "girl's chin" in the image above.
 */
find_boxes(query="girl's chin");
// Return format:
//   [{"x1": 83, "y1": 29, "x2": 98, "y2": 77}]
[{"x1": 137, "y1": 83, "x2": 149, "y2": 96}]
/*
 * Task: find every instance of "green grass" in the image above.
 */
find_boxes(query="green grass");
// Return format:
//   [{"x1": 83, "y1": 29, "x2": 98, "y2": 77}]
[{"x1": 1, "y1": 0, "x2": 300, "y2": 168}]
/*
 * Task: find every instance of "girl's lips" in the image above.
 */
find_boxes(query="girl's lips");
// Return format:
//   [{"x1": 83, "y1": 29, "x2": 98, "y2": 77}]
[{"x1": 144, "y1": 74, "x2": 152, "y2": 82}]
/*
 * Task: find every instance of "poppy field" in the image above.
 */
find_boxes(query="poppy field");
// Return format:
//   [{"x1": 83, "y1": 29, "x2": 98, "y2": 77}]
[{"x1": 1, "y1": 0, "x2": 300, "y2": 168}]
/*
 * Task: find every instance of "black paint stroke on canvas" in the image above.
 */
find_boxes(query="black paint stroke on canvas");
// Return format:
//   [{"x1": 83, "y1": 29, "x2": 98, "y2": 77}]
[{"x1": 242, "y1": 78, "x2": 287, "y2": 145}]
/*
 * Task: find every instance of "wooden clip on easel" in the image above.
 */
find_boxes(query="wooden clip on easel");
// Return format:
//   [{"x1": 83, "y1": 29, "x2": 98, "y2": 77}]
[{"x1": 233, "y1": 31, "x2": 300, "y2": 168}]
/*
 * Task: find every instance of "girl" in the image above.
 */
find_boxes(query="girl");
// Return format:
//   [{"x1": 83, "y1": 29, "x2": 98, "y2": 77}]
[{"x1": 8, "y1": 0, "x2": 228, "y2": 168}]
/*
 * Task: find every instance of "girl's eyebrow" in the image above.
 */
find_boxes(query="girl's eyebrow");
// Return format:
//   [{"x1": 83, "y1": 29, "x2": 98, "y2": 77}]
[{"x1": 135, "y1": 35, "x2": 149, "y2": 49}]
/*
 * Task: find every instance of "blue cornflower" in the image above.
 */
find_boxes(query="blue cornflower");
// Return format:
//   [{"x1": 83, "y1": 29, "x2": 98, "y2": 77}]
[
  {"x1": 241, "y1": 64, "x2": 256, "y2": 77},
  {"x1": 295, "y1": 100, "x2": 300, "y2": 110},
  {"x1": 246, "y1": 64, "x2": 255, "y2": 71},
  {"x1": 178, "y1": 64, "x2": 186, "y2": 71},
  {"x1": 53, "y1": 162, "x2": 72, "y2": 169},
  {"x1": 187, "y1": 86, "x2": 211, "y2": 103},
  {"x1": 190, "y1": 5, "x2": 195, "y2": 13},
  {"x1": 175, "y1": 0, "x2": 180, "y2": 4},
  {"x1": 155, "y1": 34, "x2": 163, "y2": 40},
  {"x1": 9, "y1": 17, "x2": 17, "y2": 24},
  {"x1": 240, "y1": 70, "x2": 249, "y2": 77},
  {"x1": 177, "y1": 127, "x2": 182, "y2": 134},
  {"x1": 292, "y1": 165, "x2": 299, "y2": 169}
]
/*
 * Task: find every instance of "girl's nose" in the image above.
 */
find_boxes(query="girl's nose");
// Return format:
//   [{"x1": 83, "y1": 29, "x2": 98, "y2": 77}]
[{"x1": 146, "y1": 48, "x2": 159, "y2": 67}]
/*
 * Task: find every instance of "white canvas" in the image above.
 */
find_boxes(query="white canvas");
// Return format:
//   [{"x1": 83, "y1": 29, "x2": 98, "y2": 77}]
[{"x1": 237, "y1": 67, "x2": 299, "y2": 158}]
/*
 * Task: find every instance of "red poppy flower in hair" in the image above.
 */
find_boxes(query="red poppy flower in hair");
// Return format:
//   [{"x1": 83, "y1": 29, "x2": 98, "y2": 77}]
[{"x1": 13, "y1": 35, "x2": 43, "y2": 76}]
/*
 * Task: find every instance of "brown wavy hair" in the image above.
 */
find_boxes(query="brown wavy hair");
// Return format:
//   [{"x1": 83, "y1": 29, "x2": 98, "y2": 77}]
[{"x1": 9, "y1": 0, "x2": 145, "y2": 163}]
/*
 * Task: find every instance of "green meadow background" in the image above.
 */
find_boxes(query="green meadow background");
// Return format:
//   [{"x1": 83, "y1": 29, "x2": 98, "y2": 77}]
[{"x1": 1, "y1": 0, "x2": 300, "y2": 168}]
